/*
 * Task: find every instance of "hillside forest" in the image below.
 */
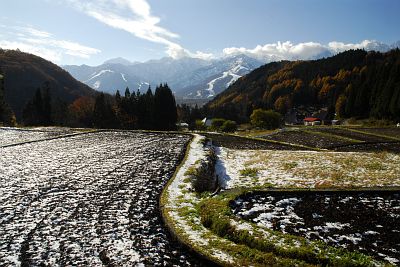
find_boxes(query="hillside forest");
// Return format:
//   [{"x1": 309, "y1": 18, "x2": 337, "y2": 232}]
[{"x1": 206, "y1": 49, "x2": 400, "y2": 123}]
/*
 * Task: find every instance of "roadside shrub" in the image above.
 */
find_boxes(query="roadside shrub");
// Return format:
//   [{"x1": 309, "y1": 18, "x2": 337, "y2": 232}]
[
  {"x1": 250, "y1": 109, "x2": 282, "y2": 130},
  {"x1": 210, "y1": 118, "x2": 226, "y2": 130},
  {"x1": 189, "y1": 148, "x2": 217, "y2": 193},
  {"x1": 210, "y1": 118, "x2": 238, "y2": 132},
  {"x1": 194, "y1": 119, "x2": 206, "y2": 130},
  {"x1": 220, "y1": 120, "x2": 237, "y2": 132}
]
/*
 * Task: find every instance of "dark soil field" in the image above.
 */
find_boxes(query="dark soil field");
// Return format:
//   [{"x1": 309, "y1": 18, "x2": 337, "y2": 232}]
[
  {"x1": 203, "y1": 133, "x2": 306, "y2": 150},
  {"x1": 231, "y1": 190, "x2": 400, "y2": 266},
  {"x1": 307, "y1": 127, "x2": 393, "y2": 142},
  {"x1": 262, "y1": 130, "x2": 355, "y2": 149},
  {"x1": 258, "y1": 127, "x2": 400, "y2": 153},
  {"x1": 356, "y1": 127, "x2": 400, "y2": 139},
  {"x1": 332, "y1": 141, "x2": 400, "y2": 153}
]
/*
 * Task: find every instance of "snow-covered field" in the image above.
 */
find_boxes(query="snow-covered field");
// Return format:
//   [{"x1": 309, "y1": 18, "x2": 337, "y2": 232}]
[
  {"x1": 216, "y1": 147, "x2": 400, "y2": 189},
  {"x1": 0, "y1": 131, "x2": 203, "y2": 266},
  {"x1": 0, "y1": 127, "x2": 80, "y2": 147}
]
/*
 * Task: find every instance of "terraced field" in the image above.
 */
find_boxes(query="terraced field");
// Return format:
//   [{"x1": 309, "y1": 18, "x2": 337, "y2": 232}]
[
  {"x1": 231, "y1": 191, "x2": 400, "y2": 265},
  {"x1": 0, "y1": 127, "x2": 80, "y2": 147},
  {"x1": 262, "y1": 130, "x2": 356, "y2": 149},
  {"x1": 261, "y1": 127, "x2": 400, "y2": 152},
  {"x1": 0, "y1": 131, "x2": 207, "y2": 266}
]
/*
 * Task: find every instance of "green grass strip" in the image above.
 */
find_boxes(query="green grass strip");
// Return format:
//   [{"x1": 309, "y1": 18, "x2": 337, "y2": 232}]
[{"x1": 345, "y1": 128, "x2": 400, "y2": 142}]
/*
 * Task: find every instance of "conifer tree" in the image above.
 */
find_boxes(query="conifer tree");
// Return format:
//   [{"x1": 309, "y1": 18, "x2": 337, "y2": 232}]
[
  {"x1": 93, "y1": 93, "x2": 117, "y2": 129},
  {"x1": 124, "y1": 87, "x2": 131, "y2": 98},
  {"x1": 115, "y1": 90, "x2": 121, "y2": 104},
  {"x1": 42, "y1": 82, "x2": 52, "y2": 126},
  {"x1": 153, "y1": 83, "x2": 177, "y2": 130},
  {"x1": 0, "y1": 72, "x2": 16, "y2": 126}
]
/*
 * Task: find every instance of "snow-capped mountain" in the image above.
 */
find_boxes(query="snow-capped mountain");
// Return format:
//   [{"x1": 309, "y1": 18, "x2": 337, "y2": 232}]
[
  {"x1": 63, "y1": 55, "x2": 263, "y2": 99},
  {"x1": 175, "y1": 55, "x2": 263, "y2": 98}
]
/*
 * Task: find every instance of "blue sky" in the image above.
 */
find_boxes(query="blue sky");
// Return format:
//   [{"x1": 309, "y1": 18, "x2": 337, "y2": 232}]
[{"x1": 1, "y1": 0, "x2": 399, "y2": 65}]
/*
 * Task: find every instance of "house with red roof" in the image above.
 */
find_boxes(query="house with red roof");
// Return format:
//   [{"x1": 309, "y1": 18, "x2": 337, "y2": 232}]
[{"x1": 303, "y1": 117, "x2": 321, "y2": 126}]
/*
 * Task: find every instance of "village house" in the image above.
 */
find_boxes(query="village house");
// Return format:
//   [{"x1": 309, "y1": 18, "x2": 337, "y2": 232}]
[{"x1": 303, "y1": 117, "x2": 321, "y2": 126}]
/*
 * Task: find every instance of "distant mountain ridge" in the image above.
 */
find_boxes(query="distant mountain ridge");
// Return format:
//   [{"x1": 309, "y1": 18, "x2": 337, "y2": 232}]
[
  {"x1": 0, "y1": 49, "x2": 96, "y2": 119},
  {"x1": 63, "y1": 40, "x2": 400, "y2": 101},
  {"x1": 63, "y1": 55, "x2": 264, "y2": 100}
]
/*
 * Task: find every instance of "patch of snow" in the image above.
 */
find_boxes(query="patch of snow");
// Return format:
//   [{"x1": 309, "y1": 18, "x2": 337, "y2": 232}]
[
  {"x1": 85, "y1": 70, "x2": 114, "y2": 82},
  {"x1": 121, "y1": 73, "x2": 127, "y2": 82},
  {"x1": 93, "y1": 80, "x2": 101, "y2": 89}
]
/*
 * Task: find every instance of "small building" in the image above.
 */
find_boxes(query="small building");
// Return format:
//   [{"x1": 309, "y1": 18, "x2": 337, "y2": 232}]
[
  {"x1": 201, "y1": 117, "x2": 213, "y2": 127},
  {"x1": 176, "y1": 122, "x2": 189, "y2": 131},
  {"x1": 303, "y1": 117, "x2": 321, "y2": 126}
]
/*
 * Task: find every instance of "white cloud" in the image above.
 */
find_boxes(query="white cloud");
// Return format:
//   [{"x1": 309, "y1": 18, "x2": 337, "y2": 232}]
[
  {"x1": 328, "y1": 40, "x2": 390, "y2": 53},
  {"x1": 0, "y1": 40, "x2": 62, "y2": 62},
  {"x1": 0, "y1": 24, "x2": 101, "y2": 62},
  {"x1": 64, "y1": 0, "x2": 215, "y2": 60},
  {"x1": 222, "y1": 40, "x2": 392, "y2": 62},
  {"x1": 65, "y1": 0, "x2": 184, "y2": 58}
]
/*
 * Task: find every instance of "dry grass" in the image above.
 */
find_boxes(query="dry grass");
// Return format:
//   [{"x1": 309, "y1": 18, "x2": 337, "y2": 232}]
[{"x1": 218, "y1": 148, "x2": 400, "y2": 189}]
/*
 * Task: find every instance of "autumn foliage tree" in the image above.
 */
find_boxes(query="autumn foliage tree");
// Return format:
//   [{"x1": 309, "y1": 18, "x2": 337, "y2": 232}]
[{"x1": 68, "y1": 96, "x2": 95, "y2": 127}]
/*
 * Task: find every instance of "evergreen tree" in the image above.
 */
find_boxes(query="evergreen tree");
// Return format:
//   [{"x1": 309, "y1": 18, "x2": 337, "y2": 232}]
[
  {"x1": 115, "y1": 90, "x2": 121, "y2": 104},
  {"x1": 42, "y1": 82, "x2": 52, "y2": 126},
  {"x1": 52, "y1": 98, "x2": 68, "y2": 126},
  {"x1": 124, "y1": 87, "x2": 131, "y2": 98},
  {"x1": 23, "y1": 88, "x2": 43, "y2": 125},
  {"x1": 22, "y1": 83, "x2": 54, "y2": 126},
  {"x1": 93, "y1": 93, "x2": 117, "y2": 129},
  {"x1": 0, "y1": 72, "x2": 16, "y2": 126},
  {"x1": 142, "y1": 86, "x2": 154, "y2": 129},
  {"x1": 153, "y1": 84, "x2": 177, "y2": 130}
]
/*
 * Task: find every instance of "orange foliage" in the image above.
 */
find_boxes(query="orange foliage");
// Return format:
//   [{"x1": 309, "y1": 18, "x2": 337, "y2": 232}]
[
  {"x1": 274, "y1": 95, "x2": 292, "y2": 114},
  {"x1": 68, "y1": 96, "x2": 95, "y2": 122}
]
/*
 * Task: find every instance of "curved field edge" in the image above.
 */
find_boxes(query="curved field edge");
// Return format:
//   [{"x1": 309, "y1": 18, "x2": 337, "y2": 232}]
[
  {"x1": 160, "y1": 135, "x2": 298, "y2": 266},
  {"x1": 160, "y1": 134, "x2": 396, "y2": 266},
  {"x1": 159, "y1": 135, "x2": 318, "y2": 266}
]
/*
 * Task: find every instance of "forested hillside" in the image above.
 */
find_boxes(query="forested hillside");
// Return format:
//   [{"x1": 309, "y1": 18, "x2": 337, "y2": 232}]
[
  {"x1": 207, "y1": 49, "x2": 400, "y2": 122},
  {"x1": 0, "y1": 49, "x2": 96, "y2": 119}
]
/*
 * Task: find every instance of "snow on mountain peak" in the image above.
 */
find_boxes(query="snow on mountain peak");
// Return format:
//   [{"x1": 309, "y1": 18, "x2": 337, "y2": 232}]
[{"x1": 85, "y1": 70, "x2": 114, "y2": 82}]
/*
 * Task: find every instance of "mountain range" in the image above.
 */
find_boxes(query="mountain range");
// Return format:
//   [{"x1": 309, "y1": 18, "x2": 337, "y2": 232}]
[
  {"x1": 63, "y1": 55, "x2": 264, "y2": 100},
  {"x1": 63, "y1": 40, "x2": 400, "y2": 101}
]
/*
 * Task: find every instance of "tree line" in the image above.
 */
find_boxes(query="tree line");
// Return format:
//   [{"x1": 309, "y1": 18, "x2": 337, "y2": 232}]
[{"x1": 17, "y1": 82, "x2": 178, "y2": 130}]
